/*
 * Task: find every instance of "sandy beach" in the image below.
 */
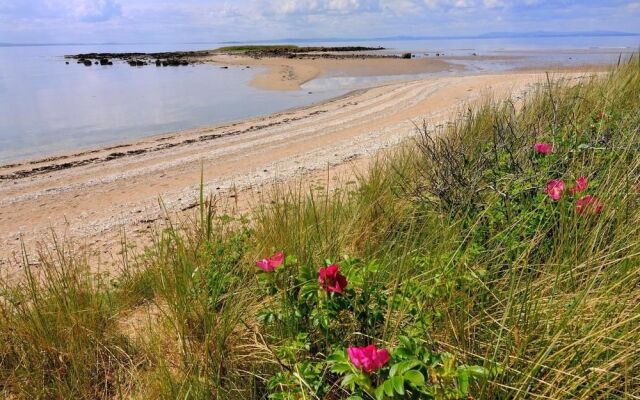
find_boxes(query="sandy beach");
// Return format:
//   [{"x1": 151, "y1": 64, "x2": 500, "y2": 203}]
[{"x1": 0, "y1": 62, "x2": 600, "y2": 277}]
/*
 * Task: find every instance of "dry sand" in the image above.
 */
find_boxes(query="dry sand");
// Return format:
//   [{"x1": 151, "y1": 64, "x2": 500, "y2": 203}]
[{"x1": 0, "y1": 67, "x2": 600, "y2": 278}]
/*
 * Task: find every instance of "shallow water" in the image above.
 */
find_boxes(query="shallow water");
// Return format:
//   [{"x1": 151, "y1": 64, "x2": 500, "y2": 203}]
[
  {"x1": 0, "y1": 37, "x2": 638, "y2": 163},
  {"x1": 0, "y1": 44, "x2": 347, "y2": 163}
]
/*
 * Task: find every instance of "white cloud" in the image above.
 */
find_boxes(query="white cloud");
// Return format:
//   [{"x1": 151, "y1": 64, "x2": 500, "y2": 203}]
[
  {"x1": 483, "y1": 0, "x2": 505, "y2": 8},
  {"x1": 269, "y1": 0, "x2": 380, "y2": 15},
  {"x1": 627, "y1": 2, "x2": 640, "y2": 11},
  {"x1": 73, "y1": 0, "x2": 122, "y2": 22},
  {"x1": 1, "y1": 0, "x2": 638, "y2": 44},
  {"x1": 218, "y1": 3, "x2": 243, "y2": 18},
  {"x1": 419, "y1": 0, "x2": 479, "y2": 10},
  {"x1": 452, "y1": 0, "x2": 474, "y2": 7},
  {"x1": 0, "y1": 0, "x2": 122, "y2": 22}
]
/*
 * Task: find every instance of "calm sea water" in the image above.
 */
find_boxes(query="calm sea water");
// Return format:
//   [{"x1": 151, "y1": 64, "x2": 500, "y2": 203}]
[{"x1": 0, "y1": 37, "x2": 637, "y2": 163}]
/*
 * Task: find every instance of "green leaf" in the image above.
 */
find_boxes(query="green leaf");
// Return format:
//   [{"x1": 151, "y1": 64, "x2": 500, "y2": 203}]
[
  {"x1": 327, "y1": 350, "x2": 347, "y2": 362},
  {"x1": 391, "y1": 376, "x2": 405, "y2": 395},
  {"x1": 404, "y1": 370, "x2": 425, "y2": 387},
  {"x1": 330, "y1": 362, "x2": 352, "y2": 374},
  {"x1": 457, "y1": 368, "x2": 470, "y2": 396},
  {"x1": 398, "y1": 335, "x2": 413, "y2": 349},
  {"x1": 465, "y1": 365, "x2": 490, "y2": 379},
  {"x1": 390, "y1": 360, "x2": 422, "y2": 377},
  {"x1": 319, "y1": 314, "x2": 329, "y2": 330},
  {"x1": 375, "y1": 384, "x2": 385, "y2": 400},
  {"x1": 341, "y1": 373, "x2": 358, "y2": 389},
  {"x1": 383, "y1": 380, "x2": 395, "y2": 397},
  {"x1": 285, "y1": 255, "x2": 297, "y2": 265}
]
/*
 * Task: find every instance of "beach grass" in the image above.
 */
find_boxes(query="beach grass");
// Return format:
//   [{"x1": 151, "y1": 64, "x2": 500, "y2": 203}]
[{"x1": 1, "y1": 57, "x2": 639, "y2": 399}]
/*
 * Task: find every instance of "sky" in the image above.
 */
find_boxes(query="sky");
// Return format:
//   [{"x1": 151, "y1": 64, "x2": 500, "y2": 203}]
[{"x1": 0, "y1": 0, "x2": 639, "y2": 44}]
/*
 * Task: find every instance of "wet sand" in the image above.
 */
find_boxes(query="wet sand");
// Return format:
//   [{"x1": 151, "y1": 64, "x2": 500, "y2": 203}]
[
  {"x1": 0, "y1": 69, "x2": 600, "y2": 277},
  {"x1": 207, "y1": 54, "x2": 463, "y2": 90}
]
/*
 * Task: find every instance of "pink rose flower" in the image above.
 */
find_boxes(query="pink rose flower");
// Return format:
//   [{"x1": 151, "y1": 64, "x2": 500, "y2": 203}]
[
  {"x1": 544, "y1": 179, "x2": 565, "y2": 201},
  {"x1": 576, "y1": 195, "x2": 604, "y2": 215},
  {"x1": 347, "y1": 345, "x2": 391, "y2": 373},
  {"x1": 534, "y1": 143, "x2": 553, "y2": 154},
  {"x1": 569, "y1": 176, "x2": 588, "y2": 195},
  {"x1": 256, "y1": 251, "x2": 284, "y2": 272},
  {"x1": 318, "y1": 264, "x2": 348, "y2": 293}
]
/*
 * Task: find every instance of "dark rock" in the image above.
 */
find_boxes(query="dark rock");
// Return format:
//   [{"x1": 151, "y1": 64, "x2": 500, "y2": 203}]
[
  {"x1": 94, "y1": 61, "x2": 99, "y2": 65},
  {"x1": 65, "y1": 61, "x2": 69, "y2": 64},
  {"x1": 436, "y1": 53, "x2": 440, "y2": 57},
  {"x1": 83, "y1": 60, "x2": 93, "y2": 66},
  {"x1": 129, "y1": 60, "x2": 137, "y2": 66},
  {"x1": 136, "y1": 60, "x2": 146, "y2": 66},
  {"x1": 180, "y1": 60, "x2": 189, "y2": 66},
  {"x1": 221, "y1": 66, "x2": 228, "y2": 69},
  {"x1": 99, "y1": 58, "x2": 110, "y2": 65},
  {"x1": 155, "y1": 59, "x2": 161, "y2": 66},
  {"x1": 401, "y1": 53, "x2": 412, "y2": 59}
]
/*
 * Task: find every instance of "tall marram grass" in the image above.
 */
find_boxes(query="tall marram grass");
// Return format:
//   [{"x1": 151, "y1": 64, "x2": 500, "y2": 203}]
[{"x1": 1, "y1": 58, "x2": 639, "y2": 399}]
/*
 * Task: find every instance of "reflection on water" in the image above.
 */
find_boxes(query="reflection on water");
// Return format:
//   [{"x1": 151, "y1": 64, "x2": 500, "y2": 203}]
[{"x1": 0, "y1": 44, "x2": 347, "y2": 163}]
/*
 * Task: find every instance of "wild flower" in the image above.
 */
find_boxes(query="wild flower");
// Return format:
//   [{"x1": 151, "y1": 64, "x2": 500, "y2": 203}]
[
  {"x1": 544, "y1": 179, "x2": 565, "y2": 201},
  {"x1": 347, "y1": 345, "x2": 391, "y2": 373},
  {"x1": 569, "y1": 176, "x2": 588, "y2": 195},
  {"x1": 318, "y1": 264, "x2": 348, "y2": 293},
  {"x1": 256, "y1": 251, "x2": 284, "y2": 272},
  {"x1": 534, "y1": 143, "x2": 553, "y2": 154},
  {"x1": 576, "y1": 195, "x2": 604, "y2": 215}
]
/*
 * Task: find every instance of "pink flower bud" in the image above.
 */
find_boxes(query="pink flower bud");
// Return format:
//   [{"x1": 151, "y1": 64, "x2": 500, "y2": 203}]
[{"x1": 256, "y1": 251, "x2": 284, "y2": 272}]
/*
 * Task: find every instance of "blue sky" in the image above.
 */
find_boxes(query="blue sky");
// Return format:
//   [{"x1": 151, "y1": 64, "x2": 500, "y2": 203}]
[{"x1": 0, "y1": 0, "x2": 639, "y2": 43}]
